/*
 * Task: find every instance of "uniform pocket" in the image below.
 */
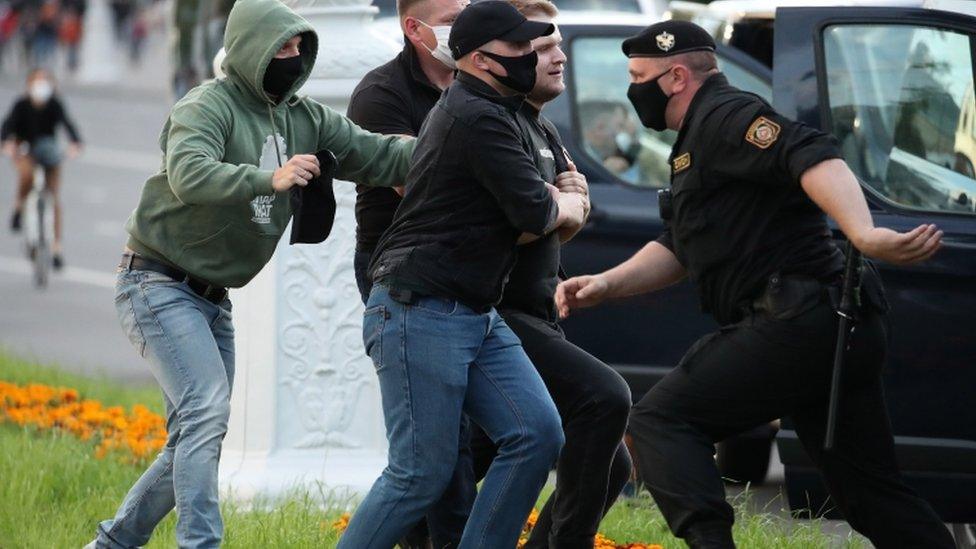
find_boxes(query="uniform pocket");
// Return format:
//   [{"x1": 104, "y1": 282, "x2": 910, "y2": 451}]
[
  {"x1": 362, "y1": 305, "x2": 387, "y2": 370},
  {"x1": 670, "y1": 171, "x2": 731, "y2": 270}
]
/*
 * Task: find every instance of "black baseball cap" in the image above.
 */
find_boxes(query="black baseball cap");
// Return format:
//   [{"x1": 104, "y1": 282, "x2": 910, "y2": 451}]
[
  {"x1": 448, "y1": 0, "x2": 555, "y2": 60},
  {"x1": 622, "y1": 20, "x2": 716, "y2": 58}
]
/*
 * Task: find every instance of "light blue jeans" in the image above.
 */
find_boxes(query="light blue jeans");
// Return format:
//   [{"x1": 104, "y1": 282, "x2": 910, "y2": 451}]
[
  {"x1": 338, "y1": 285, "x2": 564, "y2": 549},
  {"x1": 93, "y1": 268, "x2": 234, "y2": 549}
]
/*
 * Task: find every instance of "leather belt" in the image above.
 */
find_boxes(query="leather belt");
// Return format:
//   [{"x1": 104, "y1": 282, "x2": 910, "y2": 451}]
[{"x1": 119, "y1": 254, "x2": 228, "y2": 305}]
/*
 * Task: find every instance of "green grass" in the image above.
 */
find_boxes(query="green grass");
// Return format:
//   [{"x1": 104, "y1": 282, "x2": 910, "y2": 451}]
[
  {"x1": 598, "y1": 490, "x2": 867, "y2": 548},
  {"x1": 0, "y1": 351, "x2": 866, "y2": 548}
]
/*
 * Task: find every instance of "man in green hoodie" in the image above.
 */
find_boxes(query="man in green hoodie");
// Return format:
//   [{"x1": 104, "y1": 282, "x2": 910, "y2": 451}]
[{"x1": 87, "y1": 1, "x2": 414, "y2": 548}]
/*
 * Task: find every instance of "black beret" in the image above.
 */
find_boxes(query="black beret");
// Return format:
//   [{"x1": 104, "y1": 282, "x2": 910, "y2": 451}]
[{"x1": 622, "y1": 20, "x2": 716, "y2": 58}]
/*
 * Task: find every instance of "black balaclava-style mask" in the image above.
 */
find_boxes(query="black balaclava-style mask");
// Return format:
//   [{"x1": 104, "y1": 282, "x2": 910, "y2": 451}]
[
  {"x1": 627, "y1": 67, "x2": 674, "y2": 131},
  {"x1": 263, "y1": 54, "x2": 304, "y2": 99},
  {"x1": 479, "y1": 50, "x2": 539, "y2": 95}
]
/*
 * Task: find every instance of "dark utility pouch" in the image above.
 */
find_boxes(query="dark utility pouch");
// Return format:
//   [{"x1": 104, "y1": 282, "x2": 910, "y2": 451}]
[
  {"x1": 859, "y1": 259, "x2": 890, "y2": 314},
  {"x1": 751, "y1": 273, "x2": 824, "y2": 321},
  {"x1": 289, "y1": 149, "x2": 338, "y2": 245}
]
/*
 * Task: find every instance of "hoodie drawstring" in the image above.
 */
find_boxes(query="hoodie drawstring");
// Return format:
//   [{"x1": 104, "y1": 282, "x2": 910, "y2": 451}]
[{"x1": 268, "y1": 104, "x2": 283, "y2": 169}]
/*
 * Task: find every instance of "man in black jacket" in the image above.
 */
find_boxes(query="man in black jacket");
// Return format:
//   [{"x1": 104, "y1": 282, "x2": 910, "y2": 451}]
[
  {"x1": 338, "y1": 3, "x2": 587, "y2": 548},
  {"x1": 451, "y1": 2, "x2": 634, "y2": 547}
]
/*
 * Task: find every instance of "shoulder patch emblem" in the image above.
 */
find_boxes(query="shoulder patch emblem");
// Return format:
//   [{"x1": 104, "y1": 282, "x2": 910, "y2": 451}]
[
  {"x1": 745, "y1": 116, "x2": 781, "y2": 149},
  {"x1": 656, "y1": 32, "x2": 675, "y2": 52},
  {"x1": 672, "y1": 152, "x2": 691, "y2": 174}
]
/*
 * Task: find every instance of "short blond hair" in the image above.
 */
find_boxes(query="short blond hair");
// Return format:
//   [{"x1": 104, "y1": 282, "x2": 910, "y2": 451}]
[{"x1": 508, "y1": 0, "x2": 558, "y2": 18}]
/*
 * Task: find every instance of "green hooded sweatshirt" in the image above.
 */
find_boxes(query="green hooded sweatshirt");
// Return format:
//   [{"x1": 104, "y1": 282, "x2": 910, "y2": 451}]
[{"x1": 125, "y1": 0, "x2": 414, "y2": 288}]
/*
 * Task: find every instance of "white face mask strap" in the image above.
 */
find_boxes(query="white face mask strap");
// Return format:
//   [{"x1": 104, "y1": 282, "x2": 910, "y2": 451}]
[{"x1": 415, "y1": 18, "x2": 456, "y2": 69}]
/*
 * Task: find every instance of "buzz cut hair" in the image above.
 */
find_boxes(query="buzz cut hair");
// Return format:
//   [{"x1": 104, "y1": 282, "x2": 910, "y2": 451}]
[
  {"x1": 397, "y1": 0, "x2": 431, "y2": 19},
  {"x1": 507, "y1": 0, "x2": 558, "y2": 18},
  {"x1": 675, "y1": 51, "x2": 718, "y2": 79}
]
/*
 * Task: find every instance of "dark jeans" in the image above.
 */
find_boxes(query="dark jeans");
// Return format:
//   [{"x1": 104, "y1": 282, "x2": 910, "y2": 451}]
[
  {"x1": 339, "y1": 286, "x2": 564, "y2": 549},
  {"x1": 355, "y1": 248, "x2": 373, "y2": 305},
  {"x1": 628, "y1": 298, "x2": 955, "y2": 548},
  {"x1": 355, "y1": 249, "x2": 476, "y2": 549},
  {"x1": 469, "y1": 311, "x2": 633, "y2": 549},
  {"x1": 426, "y1": 311, "x2": 633, "y2": 548}
]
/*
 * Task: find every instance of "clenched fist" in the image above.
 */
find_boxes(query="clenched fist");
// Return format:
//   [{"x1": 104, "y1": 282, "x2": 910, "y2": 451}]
[{"x1": 272, "y1": 154, "x2": 321, "y2": 192}]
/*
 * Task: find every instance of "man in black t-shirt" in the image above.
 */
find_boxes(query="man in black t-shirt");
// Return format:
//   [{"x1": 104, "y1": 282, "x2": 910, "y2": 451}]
[
  {"x1": 347, "y1": 0, "x2": 467, "y2": 304},
  {"x1": 557, "y1": 21, "x2": 953, "y2": 549}
]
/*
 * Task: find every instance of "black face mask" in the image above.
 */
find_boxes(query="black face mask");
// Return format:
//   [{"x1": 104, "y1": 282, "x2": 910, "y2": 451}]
[
  {"x1": 479, "y1": 50, "x2": 538, "y2": 95},
  {"x1": 263, "y1": 55, "x2": 304, "y2": 99},
  {"x1": 627, "y1": 67, "x2": 673, "y2": 131}
]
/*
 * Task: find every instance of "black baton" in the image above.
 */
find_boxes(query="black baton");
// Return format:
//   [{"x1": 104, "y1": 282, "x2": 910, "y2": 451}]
[{"x1": 824, "y1": 241, "x2": 863, "y2": 451}]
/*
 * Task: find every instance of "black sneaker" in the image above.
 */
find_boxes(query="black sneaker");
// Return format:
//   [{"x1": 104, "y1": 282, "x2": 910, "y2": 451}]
[
  {"x1": 52, "y1": 254, "x2": 64, "y2": 271},
  {"x1": 10, "y1": 210, "x2": 21, "y2": 232}
]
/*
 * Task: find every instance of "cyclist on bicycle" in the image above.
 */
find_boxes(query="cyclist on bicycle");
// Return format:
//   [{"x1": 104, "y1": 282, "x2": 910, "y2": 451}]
[{"x1": 2, "y1": 68, "x2": 82, "y2": 269}]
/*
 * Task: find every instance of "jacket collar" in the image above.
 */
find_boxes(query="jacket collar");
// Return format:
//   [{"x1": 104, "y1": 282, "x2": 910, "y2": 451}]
[
  {"x1": 672, "y1": 72, "x2": 728, "y2": 158},
  {"x1": 400, "y1": 40, "x2": 442, "y2": 95},
  {"x1": 457, "y1": 70, "x2": 524, "y2": 112}
]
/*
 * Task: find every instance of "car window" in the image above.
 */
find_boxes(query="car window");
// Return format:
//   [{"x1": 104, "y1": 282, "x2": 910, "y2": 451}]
[
  {"x1": 570, "y1": 35, "x2": 772, "y2": 189},
  {"x1": 824, "y1": 24, "x2": 976, "y2": 214}
]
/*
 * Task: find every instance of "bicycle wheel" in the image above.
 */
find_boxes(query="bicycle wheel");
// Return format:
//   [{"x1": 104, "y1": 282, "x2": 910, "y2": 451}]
[{"x1": 32, "y1": 190, "x2": 51, "y2": 289}]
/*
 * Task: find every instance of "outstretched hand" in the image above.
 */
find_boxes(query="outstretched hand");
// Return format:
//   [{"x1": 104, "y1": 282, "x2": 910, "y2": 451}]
[
  {"x1": 856, "y1": 224, "x2": 942, "y2": 265},
  {"x1": 555, "y1": 274, "x2": 610, "y2": 319}
]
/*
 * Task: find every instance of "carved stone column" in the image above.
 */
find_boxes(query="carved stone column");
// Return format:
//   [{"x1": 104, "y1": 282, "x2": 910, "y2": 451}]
[{"x1": 218, "y1": 0, "x2": 400, "y2": 500}]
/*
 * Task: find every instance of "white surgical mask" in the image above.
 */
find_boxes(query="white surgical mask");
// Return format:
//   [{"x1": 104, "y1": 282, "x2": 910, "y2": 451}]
[
  {"x1": 29, "y1": 80, "x2": 53, "y2": 104},
  {"x1": 419, "y1": 20, "x2": 456, "y2": 70}
]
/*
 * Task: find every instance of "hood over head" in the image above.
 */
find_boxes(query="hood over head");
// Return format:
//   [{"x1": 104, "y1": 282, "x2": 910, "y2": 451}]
[{"x1": 222, "y1": 0, "x2": 318, "y2": 105}]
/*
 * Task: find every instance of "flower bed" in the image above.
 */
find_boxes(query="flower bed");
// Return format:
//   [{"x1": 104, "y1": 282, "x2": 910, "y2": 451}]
[
  {"x1": 0, "y1": 381, "x2": 166, "y2": 462},
  {"x1": 2, "y1": 379, "x2": 665, "y2": 547}
]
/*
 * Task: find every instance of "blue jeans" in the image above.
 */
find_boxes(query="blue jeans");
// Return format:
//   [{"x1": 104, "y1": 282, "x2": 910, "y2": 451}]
[
  {"x1": 93, "y1": 268, "x2": 234, "y2": 549},
  {"x1": 338, "y1": 285, "x2": 564, "y2": 549}
]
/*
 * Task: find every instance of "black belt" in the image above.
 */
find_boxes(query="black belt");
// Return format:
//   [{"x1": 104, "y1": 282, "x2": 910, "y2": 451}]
[{"x1": 119, "y1": 254, "x2": 228, "y2": 305}]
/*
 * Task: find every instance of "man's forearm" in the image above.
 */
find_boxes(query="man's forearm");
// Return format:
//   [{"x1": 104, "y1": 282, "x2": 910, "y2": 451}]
[
  {"x1": 800, "y1": 159, "x2": 874, "y2": 249},
  {"x1": 602, "y1": 240, "x2": 686, "y2": 298}
]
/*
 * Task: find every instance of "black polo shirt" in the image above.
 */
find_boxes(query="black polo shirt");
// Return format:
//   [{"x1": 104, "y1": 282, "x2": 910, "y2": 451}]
[
  {"x1": 659, "y1": 73, "x2": 844, "y2": 325},
  {"x1": 347, "y1": 42, "x2": 442, "y2": 254},
  {"x1": 370, "y1": 71, "x2": 558, "y2": 311},
  {"x1": 498, "y1": 102, "x2": 569, "y2": 322}
]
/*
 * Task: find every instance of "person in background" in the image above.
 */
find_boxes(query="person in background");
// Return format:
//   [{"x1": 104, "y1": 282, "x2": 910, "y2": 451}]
[{"x1": 1, "y1": 67, "x2": 82, "y2": 270}]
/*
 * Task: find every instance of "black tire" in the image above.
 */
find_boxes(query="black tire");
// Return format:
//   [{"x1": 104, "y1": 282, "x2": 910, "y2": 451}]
[
  {"x1": 32, "y1": 192, "x2": 50, "y2": 289},
  {"x1": 717, "y1": 425, "x2": 776, "y2": 485},
  {"x1": 33, "y1": 241, "x2": 50, "y2": 289}
]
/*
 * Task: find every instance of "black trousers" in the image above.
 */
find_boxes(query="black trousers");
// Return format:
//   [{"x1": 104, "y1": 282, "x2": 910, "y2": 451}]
[
  {"x1": 628, "y1": 298, "x2": 955, "y2": 548},
  {"x1": 354, "y1": 248, "x2": 373, "y2": 305},
  {"x1": 466, "y1": 311, "x2": 634, "y2": 549}
]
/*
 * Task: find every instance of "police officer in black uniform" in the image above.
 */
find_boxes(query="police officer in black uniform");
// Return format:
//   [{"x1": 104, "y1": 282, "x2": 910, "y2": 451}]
[{"x1": 556, "y1": 20, "x2": 953, "y2": 549}]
